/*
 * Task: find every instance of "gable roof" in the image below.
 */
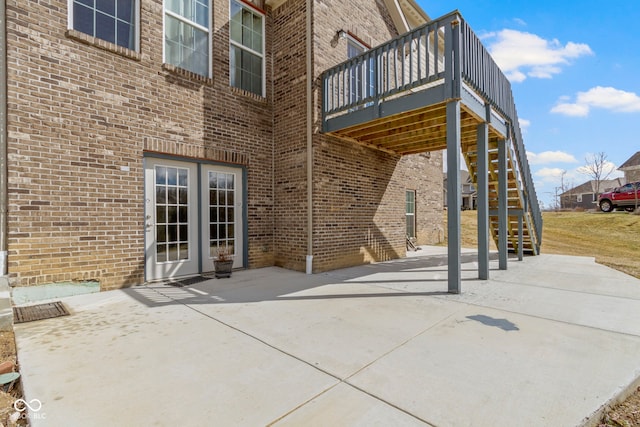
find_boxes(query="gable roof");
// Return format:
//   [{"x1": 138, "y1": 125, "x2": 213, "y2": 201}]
[
  {"x1": 619, "y1": 151, "x2": 640, "y2": 170},
  {"x1": 443, "y1": 170, "x2": 473, "y2": 184},
  {"x1": 382, "y1": 0, "x2": 431, "y2": 33},
  {"x1": 265, "y1": 0, "x2": 431, "y2": 44},
  {"x1": 560, "y1": 178, "x2": 625, "y2": 196}
]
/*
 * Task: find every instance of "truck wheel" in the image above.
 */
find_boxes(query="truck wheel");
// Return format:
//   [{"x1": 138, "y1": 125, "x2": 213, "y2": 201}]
[{"x1": 599, "y1": 200, "x2": 613, "y2": 212}]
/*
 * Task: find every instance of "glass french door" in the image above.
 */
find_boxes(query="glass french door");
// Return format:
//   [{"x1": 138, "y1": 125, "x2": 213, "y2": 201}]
[
  {"x1": 144, "y1": 159, "x2": 243, "y2": 281},
  {"x1": 200, "y1": 166, "x2": 243, "y2": 271}
]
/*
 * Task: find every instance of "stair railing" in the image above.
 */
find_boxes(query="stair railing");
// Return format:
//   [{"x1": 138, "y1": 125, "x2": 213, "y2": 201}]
[{"x1": 321, "y1": 11, "x2": 543, "y2": 249}]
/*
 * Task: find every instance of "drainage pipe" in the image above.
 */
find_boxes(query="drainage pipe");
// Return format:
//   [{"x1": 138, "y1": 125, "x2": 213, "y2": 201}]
[
  {"x1": 305, "y1": 0, "x2": 314, "y2": 274},
  {"x1": 0, "y1": 0, "x2": 8, "y2": 276}
]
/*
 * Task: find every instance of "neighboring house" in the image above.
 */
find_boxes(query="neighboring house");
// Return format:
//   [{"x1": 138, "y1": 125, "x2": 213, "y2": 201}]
[
  {"x1": 560, "y1": 178, "x2": 625, "y2": 210},
  {"x1": 1, "y1": 0, "x2": 445, "y2": 290},
  {"x1": 443, "y1": 171, "x2": 477, "y2": 210},
  {"x1": 619, "y1": 151, "x2": 640, "y2": 182}
]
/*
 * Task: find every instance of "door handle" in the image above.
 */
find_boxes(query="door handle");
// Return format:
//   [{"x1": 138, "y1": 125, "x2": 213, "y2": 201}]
[{"x1": 145, "y1": 217, "x2": 154, "y2": 231}]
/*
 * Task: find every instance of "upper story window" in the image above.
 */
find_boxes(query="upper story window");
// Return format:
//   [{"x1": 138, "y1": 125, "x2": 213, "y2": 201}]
[
  {"x1": 347, "y1": 37, "x2": 374, "y2": 104},
  {"x1": 229, "y1": 0, "x2": 265, "y2": 96},
  {"x1": 70, "y1": 0, "x2": 138, "y2": 50},
  {"x1": 164, "y1": 0, "x2": 211, "y2": 77}
]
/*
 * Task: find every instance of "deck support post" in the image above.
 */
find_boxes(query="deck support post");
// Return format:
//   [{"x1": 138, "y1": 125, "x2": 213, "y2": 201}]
[
  {"x1": 446, "y1": 100, "x2": 462, "y2": 294},
  {"x1": 477, "y1": 119, "x2": 489, "y2": 280},
  {"x1": 498, "y1": 138, "x2": 508, "y2": 270},
  {"x1": 445, "y1": 18, "x2": 462, "y2": 294},
  {"x1": 517, "y1": 214, "x2": 524, "y2": 261}
]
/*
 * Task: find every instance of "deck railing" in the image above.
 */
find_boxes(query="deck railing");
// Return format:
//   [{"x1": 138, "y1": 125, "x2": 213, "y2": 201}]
[
  {"x1": 322, "y1": 14, "x2": 452, "y2": 116},
  {"x1": 460, "y1": 20, "x2": 542, "y2": 243},
  {"x1": 321, "y1": 11, "x2": 542, "y2": 248}
]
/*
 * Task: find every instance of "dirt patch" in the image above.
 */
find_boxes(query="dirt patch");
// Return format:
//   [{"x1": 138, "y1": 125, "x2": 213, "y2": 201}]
[
  {"x1": 0, "y1": 330, "x2": 26, "y2": 426},
  {"x1": 599, "y1": 386, "x2": 640, "y2": 426}
]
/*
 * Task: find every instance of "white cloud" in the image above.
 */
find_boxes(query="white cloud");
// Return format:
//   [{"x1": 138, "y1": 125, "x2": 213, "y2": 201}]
[
  {"x1": 549, "y1": 102, "x2": 590, "y2": 117},
  {"x1": 513, "y1": 18, "x2": 527, "y2": 27},
  {"x1": 551, "y1": 86, "x2": 640, "y2": 117},
  {"x1": 518, "y1": 118, "x2": 531, "y2": 132},
  {"x1": 527, "y1": 151, "x2": 578, "y2": 165},
  {"x1": 576, "y1": 160, "x2": 620, "y2": 177},
  {"x1": 535, "y1": 167, "x2": 569, "y2": 183},
  {"x1": 483, "y1": 29, "x2": 593, "y2": 83}
]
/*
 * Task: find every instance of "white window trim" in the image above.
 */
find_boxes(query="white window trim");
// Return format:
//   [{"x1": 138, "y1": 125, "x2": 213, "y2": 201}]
[
  {"x1": 406, "y1": 189, "x2": 416, "y2": 238},
  {"x1": 346, "y1": 34, "x2": 375, "y2": 104},
  {"x1": 229, "y1": 0, "x2": 266, "y2": 97},
  {"x1": 163, "y1": 0, "x2": 213, "y2": 78},
  {"x1": 68, "y1": 0, "x2": 141, "y2": 52},
  {"x1": 346, "y1": 34, "x2": 368, "y2": 53}
]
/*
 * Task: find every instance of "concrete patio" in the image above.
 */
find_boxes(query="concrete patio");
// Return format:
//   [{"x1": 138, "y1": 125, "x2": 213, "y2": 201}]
[{"x1": 12, "y1": 247, "x2": 640, "y2": 426}]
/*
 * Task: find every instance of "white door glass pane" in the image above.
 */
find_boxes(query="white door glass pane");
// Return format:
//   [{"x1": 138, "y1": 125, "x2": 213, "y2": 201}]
[
  {"x1": 208, "y1": 172, "x2": 236, "y2": 258},
  {"x1": 145, "y1": 160, "x2": 201, "y2": 280},
  {"x1": 155, "y1": 166, "x2": 190, "y2": 262}
]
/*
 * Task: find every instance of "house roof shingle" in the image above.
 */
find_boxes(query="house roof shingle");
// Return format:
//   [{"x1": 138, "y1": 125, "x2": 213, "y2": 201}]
[
  {"x1": 619, "y1": 151, "x2": 640, "y2": 170},
  {"x1": 560, "y1": 178, "x2": 625, "y2": 196}
]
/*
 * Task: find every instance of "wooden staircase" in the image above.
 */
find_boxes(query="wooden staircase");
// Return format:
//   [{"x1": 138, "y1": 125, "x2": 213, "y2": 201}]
[
  {"x1": 464, "y1": 142, "x2": 540, "y2": 255},
  {"x1": 321, "y1": 10, "x2": 544, "y2": 260}
]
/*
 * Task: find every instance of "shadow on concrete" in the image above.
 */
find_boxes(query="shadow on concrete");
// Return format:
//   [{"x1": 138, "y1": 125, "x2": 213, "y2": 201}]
[
  {"x1": 466, "y1": 314, "x2": 520, "y2": 332},
  {"x1": 122, "y1": 252, "x2": 504, "y2": 308}
]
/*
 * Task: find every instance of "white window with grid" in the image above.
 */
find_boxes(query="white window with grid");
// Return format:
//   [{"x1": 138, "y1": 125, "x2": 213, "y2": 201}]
[
  {"x1": 406, "y1": 190, "x2": 416, "y2": 238},
  {"x1": 69, "y1": 0, "x2": 139, "y2": 50},
  {"x1": 207, "y1": 171, "x2": 237, "y2": 259},
  {"x1": 164, "y1": 0, "x2": 211, "y2": 77},
  {"x1": 229, "y1": 0, "x2": 265, "y2": 96},
  {"x1": 347, "y1": 37, "x2": 375, "y2": 104}
]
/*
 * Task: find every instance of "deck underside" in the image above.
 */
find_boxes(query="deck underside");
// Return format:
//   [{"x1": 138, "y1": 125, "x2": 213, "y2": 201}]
[{"x1": 325, "y1": 94, "x2": 539, "y2": 255}]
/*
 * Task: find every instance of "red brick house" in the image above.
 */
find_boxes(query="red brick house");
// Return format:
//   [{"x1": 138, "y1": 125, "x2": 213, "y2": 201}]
[
  {"x1": 619, "y1": 151, "x2": 640, "y2": 183},
  {"x1": 1, "y1": 0, "x2": 543, "y2": 295},
  {"x1": 0, "y1": 0, "x2": 446, "y2": 290},
  {"x1": 560, "y1": 178, "x2": 625, "y2": 210}
]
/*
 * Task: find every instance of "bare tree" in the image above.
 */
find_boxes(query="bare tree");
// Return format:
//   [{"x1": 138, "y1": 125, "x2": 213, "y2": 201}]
[
  {"x1": 558, "y1": 170, "x2": 568, "y2": 209},
  {"x1": 579, "y1": 152, "x2": 615, "y2": 199}
]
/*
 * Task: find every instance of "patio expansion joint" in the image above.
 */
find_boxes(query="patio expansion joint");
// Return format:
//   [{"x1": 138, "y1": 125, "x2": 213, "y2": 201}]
[
  {"x1": 489, "y1": 276, "x2": 640, "y2": 302},
  {"x1": 337, "y1": 309, "x2": 463, "y2": 427},
  {"x1": 148, "y1": 284, "x2": 446, "y2": 426},
  {"x1": 439, "y1": 298, "x2": 640, "y2": 340}
]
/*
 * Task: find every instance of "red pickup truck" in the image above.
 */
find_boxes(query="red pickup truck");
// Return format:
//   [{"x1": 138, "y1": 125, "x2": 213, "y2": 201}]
[{"x1": 598, "y1": 182, "x2": 640, "y2": 212}]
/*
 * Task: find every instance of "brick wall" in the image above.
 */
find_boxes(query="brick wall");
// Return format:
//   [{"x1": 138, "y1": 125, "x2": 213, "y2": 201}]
[
  {"x1": 398, "y1": 153, "x2": 445, "y2": 245},
  {"x1": 6, "y1": 0, "x2": 275, "y2": 289},
  {"x1": 309, "y1": 0, "x2": 443, "y2": 272},
  {"x1": 6, "y1": 0, "x2": 443, "y2": 288},
  {"x1": 626, "y1": 170, "x2": 640, "y2": 182},
  {"x1": 272, "y1": 0, "x2": 309, "y2": 271}
]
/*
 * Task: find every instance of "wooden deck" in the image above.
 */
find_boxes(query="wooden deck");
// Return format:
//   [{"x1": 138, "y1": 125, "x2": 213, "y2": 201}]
[
  {"x1": 322, "y1": 11, "x2": 543, "y2": 291},
  {"x1": 326, "y1": 101, "x2": 539, "y2": 255}
]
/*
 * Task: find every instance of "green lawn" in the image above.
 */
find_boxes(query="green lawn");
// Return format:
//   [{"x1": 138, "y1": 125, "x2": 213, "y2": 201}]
[{"x1": 444, "y1": 210, "x2": 640, "y2": 279}]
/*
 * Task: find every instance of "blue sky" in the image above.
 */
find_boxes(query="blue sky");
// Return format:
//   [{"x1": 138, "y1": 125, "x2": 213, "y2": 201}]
[{"x1": 416, "y1": 0, "x2": 640, "y2": 207}]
